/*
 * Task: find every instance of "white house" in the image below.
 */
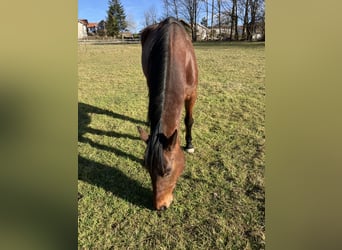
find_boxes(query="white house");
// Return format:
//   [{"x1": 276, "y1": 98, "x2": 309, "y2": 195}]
[
  {"x1": 196, "y1": 23, "x2": 210, "y2": 41},
  {"x1": 78, "y1": 20, "x2": 87, "y2": 39}
]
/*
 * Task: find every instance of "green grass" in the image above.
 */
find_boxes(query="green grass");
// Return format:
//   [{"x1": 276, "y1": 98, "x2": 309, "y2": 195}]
[{"x1": 78, "y1": 41, "x2": 265, "y2": 249}]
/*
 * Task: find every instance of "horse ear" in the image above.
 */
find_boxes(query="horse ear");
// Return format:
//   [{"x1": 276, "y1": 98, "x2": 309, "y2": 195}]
[
  {"x1": 137, "y1": 126, "x2": 149, "y2": 144},
  {"x1": 165, "y1": 129, "x2": 178, "y2": 151}
]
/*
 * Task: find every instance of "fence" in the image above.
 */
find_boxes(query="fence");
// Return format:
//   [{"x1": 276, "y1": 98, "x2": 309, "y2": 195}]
[{"x1": 78, "y1": 38, "x2": 140, "y2": 45}]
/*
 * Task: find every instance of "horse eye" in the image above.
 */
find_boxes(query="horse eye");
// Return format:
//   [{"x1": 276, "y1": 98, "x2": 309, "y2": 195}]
[{"x1": 163, "y1": 166, "x2": 172, "y2": 177}]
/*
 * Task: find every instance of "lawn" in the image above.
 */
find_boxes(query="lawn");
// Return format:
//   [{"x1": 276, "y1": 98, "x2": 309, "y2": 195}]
[{"x1": 78, "y1": 41, "x2": 265, "y2": 249}]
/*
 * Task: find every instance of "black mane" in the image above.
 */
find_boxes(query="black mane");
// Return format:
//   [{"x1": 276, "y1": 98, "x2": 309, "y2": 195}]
[
  {"x1": 144, "y1": 17, "x2": 181, "y2": 176},
  {"x1": 146, "y1": 19, "x2": 170, "y2": 131}
]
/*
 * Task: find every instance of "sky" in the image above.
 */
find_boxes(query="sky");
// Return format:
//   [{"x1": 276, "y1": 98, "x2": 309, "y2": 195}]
[{"x1": 78, "y1": 0, "x2": 164, "y2": 33}]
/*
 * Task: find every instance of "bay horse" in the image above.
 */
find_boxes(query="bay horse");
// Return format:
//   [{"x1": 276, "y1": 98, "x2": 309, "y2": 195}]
[{"x1": 137, "y1": 17, "x2": 198, "y2": 211}]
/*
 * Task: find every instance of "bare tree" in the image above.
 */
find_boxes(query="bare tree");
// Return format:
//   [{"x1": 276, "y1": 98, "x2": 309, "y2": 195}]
[
  {"x1": 201, "y1": 0, "x2": 209, "y2": 27},
  {"x1": 248, "y1": 0, "x2": 258, "y2": 40},
  {"x1": 256, "y1": 0, "x2": 265, "y2": 39},
  {"x1": 162, "y1": 0, "x2": 170, "y2": 17},
  {"x1": 235, "y1": 1, "x2": 238, "y2": 40},
  {"x1": 205, "y1": 0, "x2": 209, "y2": 28},
  {"x1": 211, "y1": 0, "x2": 214, "y2": 39},
  {"x1": 202, "y1": 0, "x2": 264, "y2": 41},
  {"x1": 172, "y1": 0, "x2": 179, "y2": 19},
  {"x1": 162, "y1": 0, "x2": 179, "y2": 19},
  {"x1": 178, "y1": 0, "x2": 202, "y2": 41},
  {"x1": 144, "y1": 6, "x2": 158, "y2": 27},
  {"x1": 162, "y1": 0, "x2": 264, "y2": 42},
  {"x1": 231, "y1": 0, "x2": 238, "y2": 40},
  {"x1": 240, "y1": 0, "x2": 249, "y2": 40},
  {"x1": 217, "y1": 0, "x2": 221, "y2": 37},
  {"x1": 126, "y1": 14, "x2": 137, "y2": 33}
]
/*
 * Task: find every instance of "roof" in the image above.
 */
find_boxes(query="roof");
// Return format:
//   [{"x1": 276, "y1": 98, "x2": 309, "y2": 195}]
[
  {"x1": 87, "y1": 22, "x2": 98, "y2": 28},
  {"x1": 196, "y1": 23, "x2": 210, "y2": 31},
  {"x1": 78, "y1": 19, "x2": 88, "y2": 25}
]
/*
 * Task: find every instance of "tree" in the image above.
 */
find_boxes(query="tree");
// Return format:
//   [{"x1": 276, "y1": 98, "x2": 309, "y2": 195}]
[
  {"x1": 178, "y1": 0, "x2": 202, "y2": 41},
  {"x1": 162, "y1": 0, "x2": 179, "y2": 19},
  {"x1": 229, "y1": 0, "x2": 238, "y2": 40},
  {"x1": 202, "y1": 0, "x2": 209, "y2": 27},
  {"x1": 248, "y1": 0, "x2": 259, "y2": 41},
  {"x1": 198, "y1": 0, "x2": 265, "y2": 41},
  {"x1": 106, "y1": 0, "x2": 127, "y2": 37},
  {"x1": 241, "y1": 0, "x2": 249, "y2": 40},
  {"x1": 217, "y1": 0, "x2": 221, "y2": 37},
  {"x1": 200, "y1": 17, "x2": 208, "y2": 27},
  {"x1": 211, "y1": 0, "x2": 214, "y2": 39},
  {"x1": 162, "y1": 0, "x2": 170, "y2": 17},
  {"x1": 171, "y1": 0, "x2": 179, "y2": 19},
  {"x1": 126, "y1": 14, "x2": 137, "y2": 33},
  {"x1": 144, "y1": 6, "x2": 158, "y2": 27},
  {"x1": 97, "y1": 20, "x2": 107, "y2": 37}
]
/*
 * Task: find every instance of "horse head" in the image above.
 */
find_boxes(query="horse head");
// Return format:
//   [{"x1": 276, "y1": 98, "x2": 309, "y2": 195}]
[{"x1": 138, "y1": 126, "x2": 184, "y2": 210}]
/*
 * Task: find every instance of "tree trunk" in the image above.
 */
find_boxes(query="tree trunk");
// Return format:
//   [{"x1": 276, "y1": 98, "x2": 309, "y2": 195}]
[
  {"x1": 229, "y1": 0, "x2": 234, "y2": 40},
  {"x1": 242, "y1": 0, "x2": 249, "y2": 40},
  {"x1": 163, "y1": 0, "x2": 170, "y2": 17},
  {"x1": 173, "y1": 0, "x2": 178, "y2": 19},
  {"x1": 206, "y1": 0, "x2": 209, "y2": 27},
  {"x1": 248, "y1": 0, "x2": 257, "y2": 41},
  {"x1": 211, "y1": 0, "x2": 214, "y2": 40},
  {"x1": 217, "y1": 0, "x2": 221, "y2": 38},
  {"x1": 234, "y1": 0, "x2": 238, "y2": 40},
  {"x1": 193, "y1": 0, "x2": 197, "y2": 41}
]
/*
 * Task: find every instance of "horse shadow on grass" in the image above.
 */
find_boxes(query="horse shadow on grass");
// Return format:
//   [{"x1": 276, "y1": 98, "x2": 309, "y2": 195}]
[{"x1": 78, "y1": 102, "x2": 152, "y2": 209}]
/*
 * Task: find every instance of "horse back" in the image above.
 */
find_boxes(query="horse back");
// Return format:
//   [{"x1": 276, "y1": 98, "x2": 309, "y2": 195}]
[{"x1": 141, "y1": 18, "x2": 198, "y2": 136}]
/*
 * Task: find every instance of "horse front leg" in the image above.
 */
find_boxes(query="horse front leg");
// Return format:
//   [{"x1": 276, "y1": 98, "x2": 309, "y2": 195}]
[{"x1": 184, "y1": 95, "x2": 196, "y2": 153}]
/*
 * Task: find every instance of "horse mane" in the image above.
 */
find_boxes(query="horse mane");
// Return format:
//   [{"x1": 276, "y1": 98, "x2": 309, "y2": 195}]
[
  {"x1": 144, "y1": 121, "x2": 167, "y2": 176},
  {"x1": 142, "y1": 17, "x2": 184, "y2": 176}
]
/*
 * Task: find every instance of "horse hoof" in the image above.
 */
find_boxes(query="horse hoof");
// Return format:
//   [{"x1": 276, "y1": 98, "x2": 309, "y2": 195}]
[{"x1": 185, "y1": 147, "x2": 195, "y2": 153}]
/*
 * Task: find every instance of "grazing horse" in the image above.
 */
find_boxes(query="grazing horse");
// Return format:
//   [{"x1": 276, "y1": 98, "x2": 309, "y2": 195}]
[{"x1": 137, "y1": 17, "x2": 198, "y2": 211}]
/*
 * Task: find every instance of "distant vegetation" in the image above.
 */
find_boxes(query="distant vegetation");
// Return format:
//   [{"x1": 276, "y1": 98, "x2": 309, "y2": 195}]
[
  {"x1": 106, "y1": 0, "x2": 127, "y2": 37},
  {"x1": 89, "y1": 0, "x2": 265, "y2": 41}
]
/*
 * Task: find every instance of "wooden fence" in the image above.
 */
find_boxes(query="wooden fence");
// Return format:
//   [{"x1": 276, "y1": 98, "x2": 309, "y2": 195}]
[{"x1": 78, "y1": 38, "x2": 140, "y2": 45}]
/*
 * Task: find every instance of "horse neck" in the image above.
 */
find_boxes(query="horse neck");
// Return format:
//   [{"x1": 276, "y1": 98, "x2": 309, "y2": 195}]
[{"x1": 147, "y1": 22, "x2": 186, "y2": 138}]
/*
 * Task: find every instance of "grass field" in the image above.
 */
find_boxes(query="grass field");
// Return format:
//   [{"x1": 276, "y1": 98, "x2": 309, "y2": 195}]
[{"x1": 78, "y1": 41, "x2": 265, "y2": 249}]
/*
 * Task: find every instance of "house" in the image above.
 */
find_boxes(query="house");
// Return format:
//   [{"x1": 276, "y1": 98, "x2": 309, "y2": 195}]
[
  {"x1": 177, "y1": 20, "x2": 210, "y2": 41},
  {"x1": 207, "y1": 25, "x2": 245, "y2": 40},
  {"x1": 121, "y1": 31, "x2": 133, "y2": 39},
  {"x1": 195, "y1": 23, "x2": 210, "y2": 41},
  {"x1": 78, "y1": 19, "x2": 101, "y2": 38},
  {"x1": 78, "y1": 19, "x2": 88, "y2": 39},
  {"x1": 87, "y1": 22, "x2": 98, "y2": 35}
]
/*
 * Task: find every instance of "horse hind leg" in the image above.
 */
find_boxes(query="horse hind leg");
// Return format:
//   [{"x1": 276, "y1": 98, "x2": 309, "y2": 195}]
[{"x1": 184, "y1": 95, "x2": 196, "y2": 153}]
